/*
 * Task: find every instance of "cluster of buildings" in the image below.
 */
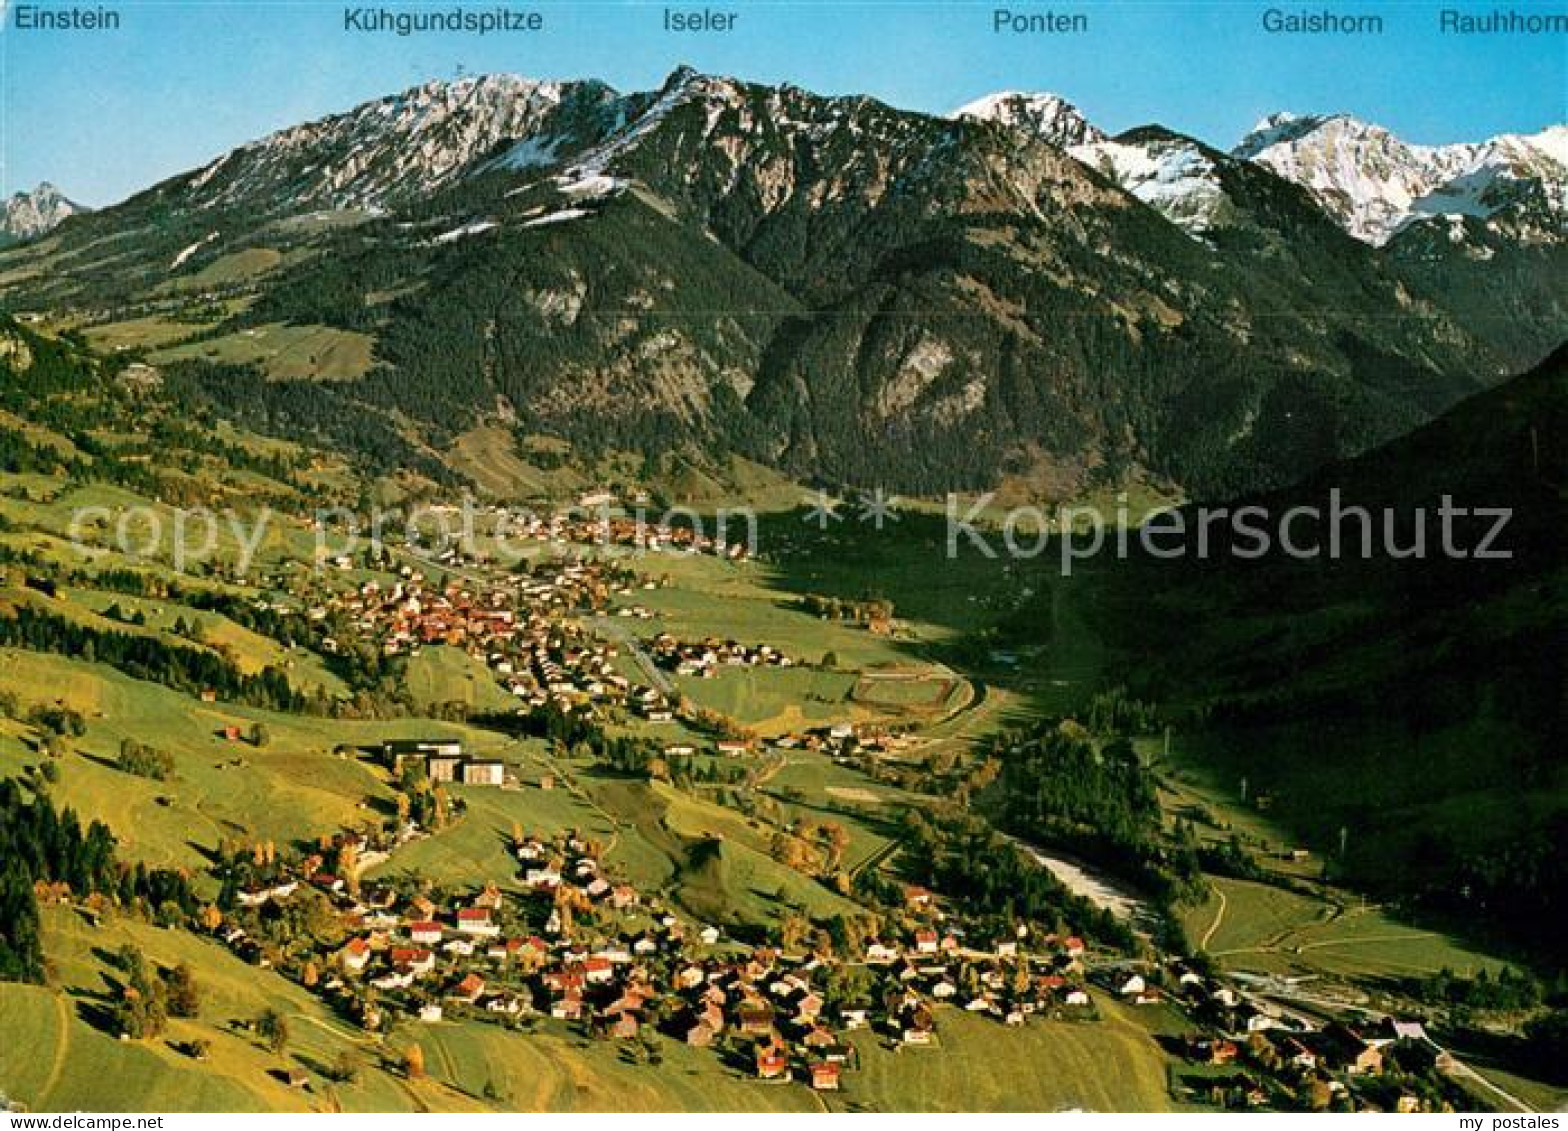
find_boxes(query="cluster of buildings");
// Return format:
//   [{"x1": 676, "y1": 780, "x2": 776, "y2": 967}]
[
  {"x1": 560, "y1": 511, "x2": 752, "y2": 562},
  {"x1": 648, "y1": 634, "x2": 794, "y2": 679},
  {"x1": 210, "y1": 806, "x2": 1459, "y2": 1112},
  {"x1": 299, "y1": 522, "x2": 917, "y2": 769},
  {"x1": 309, "y1": 559, "x2": 895, "y2": 765},
  {"x1": 381, "y1": 738, "x2": 505, "y2": 787},
  {"x1": 215, "y1": 829, "x2": 1121, "y2": 1095},
  {"x1": 395, "y1": 502, "x2": 749, "y2": 563},
  {"x1": 1161, "y1": 965, "x2": 1462, "y2": 1111},
  {"x1": 325, "y1": 564, "x2": 613, "y2": 653},
  {"x1": 774, "y1": 722, "x2": 912, "y2": 759},
  {"x1": 317, "y1": 565, "x2": 648, "y2": 715}
]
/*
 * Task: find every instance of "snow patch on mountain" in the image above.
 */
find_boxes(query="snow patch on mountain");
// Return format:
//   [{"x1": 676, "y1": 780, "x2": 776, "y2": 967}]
[
  {"x1": 170, "y1": 231, "x2": 219, "y2": 269},
  {"x1": 184, "y1": 74, "x2": 621, "y2": 212},
  {"x1": 952, "y1": 91, "x2": 1107, "y2": 149},
  {"x1": 1070, "y1": 136, "x2": 1225, "y2": 237},
  {"x1": 493, "y1": 134, "x2": 563, "y2": 172},
  {"x1": 521, "y1": 208, "x2": 591, "y2": 229},
  {"x1": 557, "y1": 173, "x2": 627, "y2": 200},
  {"x1": 433, "y1": 219, "x2": 498, "y2": 244},
  {"x1": 1234, "y1": 113, "x2": 1568, "y2": 244}
]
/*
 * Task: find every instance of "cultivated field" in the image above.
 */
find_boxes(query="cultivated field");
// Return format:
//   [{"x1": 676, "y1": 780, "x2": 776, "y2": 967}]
[
  {"x1": 838, "y1": 1001, "x2": 1175, "y2": 1112},
  {"x1": 1182, "y1": 877, "x2": 1503, "y2": 982},
  {"x1": 151, "y1": 323, "x2": 376, "y2": 382}
]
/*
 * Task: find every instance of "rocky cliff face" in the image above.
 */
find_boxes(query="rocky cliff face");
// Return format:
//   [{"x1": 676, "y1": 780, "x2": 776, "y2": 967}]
[
  {"x1": 1233, "y1": 112, "x2": 1568, "y2": 246},
  {"x1": 0, "y1": 182, "x2": 86, "y2": 243}
]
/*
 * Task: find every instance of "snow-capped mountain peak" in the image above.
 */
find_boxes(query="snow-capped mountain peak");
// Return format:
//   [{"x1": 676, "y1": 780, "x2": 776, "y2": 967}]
[
  {"x1": 953, "y1": 91, "x2": 1107, "y2": 149},
  {"x1": 183, "y1": 73, "x2": 624, "y2": 212},
  {"x1": 0, "y1": 182, "x2": 86, "y2": 243},
  {"x1": 1070, "y1": 129, "x2": 1226, "y2": 238},
  {"x1": 1233, "y1": 112, "x2": 1568, "y2": 244}
]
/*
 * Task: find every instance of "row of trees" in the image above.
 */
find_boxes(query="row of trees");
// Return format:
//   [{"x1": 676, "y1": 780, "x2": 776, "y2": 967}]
[
  {"x1": 797, "y1": 594, "x2": 894, "y2": 625},
  {"x1": 0, "y1": 602, "x2": 306, "y2": 713},
  {"x1": 0, "y1": 779, "x2": 198, "y2": 984},
  {"x1": 117, "y1": 739, "x2": 176, "y2": 781},
  {"x1": 890, "y1": 808, "x2": 1138, "y2": 952},
  {"x1": 995, "y1": 721, "x2": 1203, "y2": 908}
]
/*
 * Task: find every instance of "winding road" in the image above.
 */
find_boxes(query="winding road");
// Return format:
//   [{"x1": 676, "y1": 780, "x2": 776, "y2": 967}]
[{"x1": 1199, "y1": 884, "x2": 1228, "y2": 950}]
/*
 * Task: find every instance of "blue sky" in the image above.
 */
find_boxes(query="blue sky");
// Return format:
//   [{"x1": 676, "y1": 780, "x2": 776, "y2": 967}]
[{"x1": 2, "y1": 0, "x2": 1564, "y2": 206}]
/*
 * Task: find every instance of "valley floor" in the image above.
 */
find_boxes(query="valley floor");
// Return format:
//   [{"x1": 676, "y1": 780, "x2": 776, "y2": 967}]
[{"x1": 0, "y1": 479, "x2": 1559, "y2": 1114}]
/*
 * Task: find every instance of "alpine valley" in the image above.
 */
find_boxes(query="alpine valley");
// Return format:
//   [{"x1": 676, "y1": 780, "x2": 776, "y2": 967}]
[{"x1": 0, "y1": 68, "x2": 1565, "y2": 1116}]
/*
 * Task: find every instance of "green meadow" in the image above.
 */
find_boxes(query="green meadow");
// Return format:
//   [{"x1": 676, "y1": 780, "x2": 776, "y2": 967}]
[{"x1": 1182, "y1": 877, "x2": 1505, "y2": 982}]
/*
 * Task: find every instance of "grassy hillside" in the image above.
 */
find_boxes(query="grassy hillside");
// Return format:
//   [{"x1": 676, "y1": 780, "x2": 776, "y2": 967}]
[
  {"x1": 0, "y1": 904, "x2": 1180, "y2": 1113},
  {"x1": 1, "y1": 311, "x2": 1557, "y2": 1111},
  {"x1": 840, "y1": 1001, "x2": 1174, "y2": 1112},
  {"x1": 0, "y1": 648, "x2": 540, "y2": 875},
  {"x1": 1, "y1": 908, "x2": 415, "y2": 1112},
  {"x1": 1179, "y1": 876, "x2": 1506, "y2": 982}
]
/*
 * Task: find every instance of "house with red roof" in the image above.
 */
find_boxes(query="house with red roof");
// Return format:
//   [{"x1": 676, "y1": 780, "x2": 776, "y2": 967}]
[
  {"x1": 450, "y1": 973, "x2": 486, "y2": 1003},
  {"x1": 390, "y1": 947, "x2": 436, "y2": 977},
  {"x1": 456, "y1": 907, "x2": 500, "y2": 937},
  {"x1": 340, "y1": 937, "x2": 371, "y2": 972},
  {"x1": 756, "y1": 1047, "x2": 789, "y2": 1080}
]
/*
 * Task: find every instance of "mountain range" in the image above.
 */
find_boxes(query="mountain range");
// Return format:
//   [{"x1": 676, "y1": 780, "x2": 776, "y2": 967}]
[
  {"x1": 1234, "y1": 112, "x2": 1567, "y2": 245},
  {"x1": 2, "y1": 69, "x2": 1562, "y2": 499}
]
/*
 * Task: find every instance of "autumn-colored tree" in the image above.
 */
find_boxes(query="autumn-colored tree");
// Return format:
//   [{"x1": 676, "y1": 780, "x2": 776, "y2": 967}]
[
  {"x1": 769, "y1": 832, "x2": 818, "y2": 874},
  {"x1": 779, "y1": 913, "x2": 811, "y2": 952},
  {"x1": 403, "y1": 1044, "x2": 426, "y2": 1080},
  {"x1": 166, "y1": 962, "x2": 201, "y2": 1018},
  {"x1": 820, "y1": 822, "x2": 851, "y2": 869},
  {"x1": 328, "y1": 1049, "x2": 361, "y2": 1084},
  {"x1": 338, "y1": 842, "x2": 360, "y2": 896}
]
